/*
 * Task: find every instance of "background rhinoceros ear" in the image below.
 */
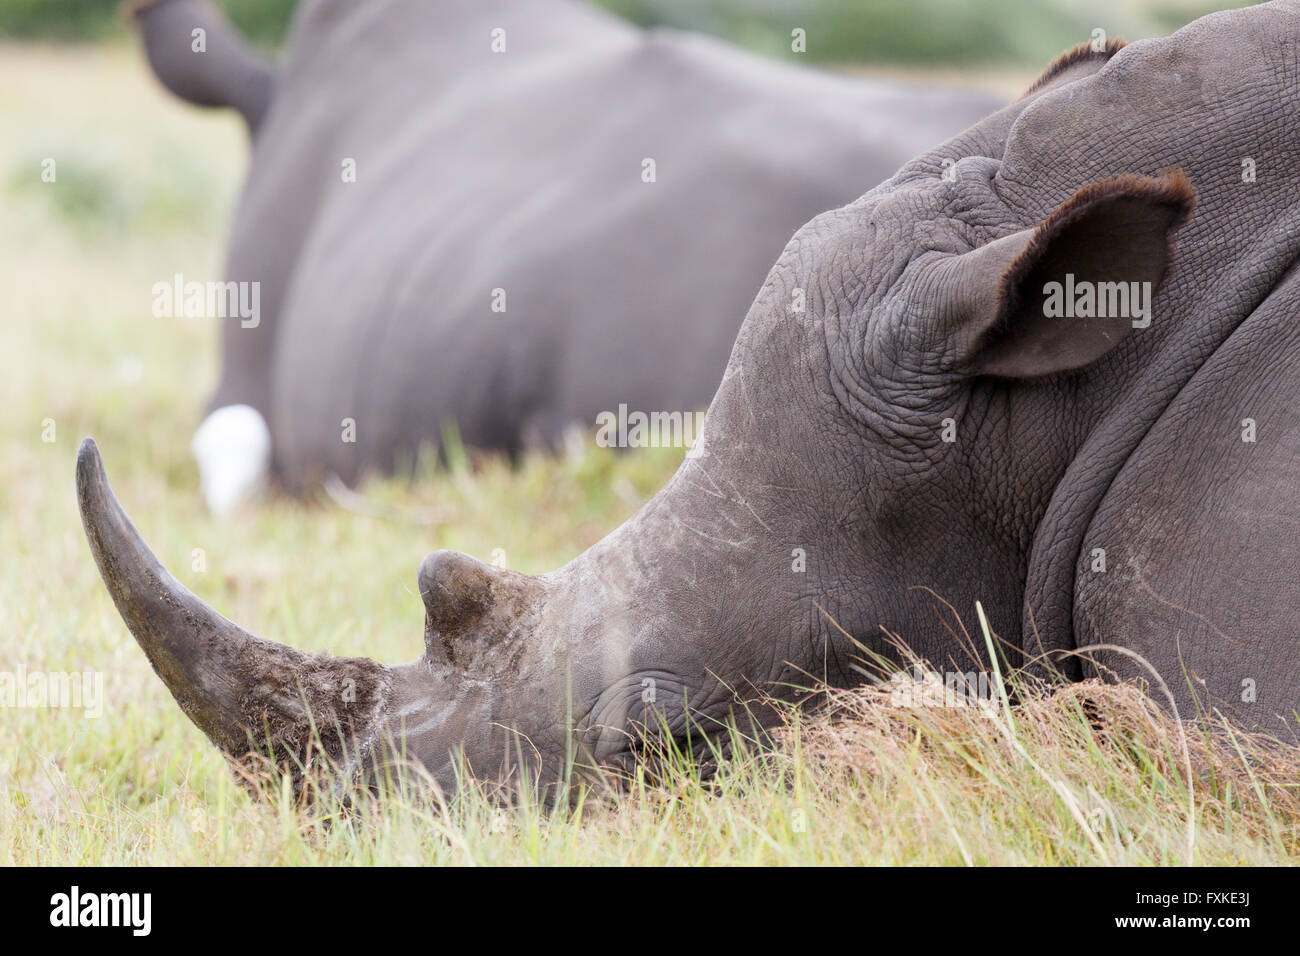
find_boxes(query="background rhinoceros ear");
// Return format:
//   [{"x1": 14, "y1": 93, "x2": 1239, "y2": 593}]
[{"x1": 944, "y1": 171, "x2": 1194, "y2": 379}]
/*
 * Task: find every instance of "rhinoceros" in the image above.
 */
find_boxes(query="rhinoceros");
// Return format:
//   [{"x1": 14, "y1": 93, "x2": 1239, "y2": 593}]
[
  {"x1": 83, "y1": 0, "x2": 1300, "y2": 798},
  {"x1": 130, "y1": 0, "x2": 999, "y2": 512}
]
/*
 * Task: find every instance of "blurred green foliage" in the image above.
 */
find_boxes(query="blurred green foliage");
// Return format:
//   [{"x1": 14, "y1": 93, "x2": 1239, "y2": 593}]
[
  {"x1": 0, "y1": 0, "x2": 119, "y2": 40},
  {"x1": 8, "y1": 139, "x2": 221, "y2": 230},
  {"x1": 0, "y1": 0, "x2": 298, "y2": 41},
  {"x1": 0, "y1": 0, "x2": 1256, "y2": 64}
]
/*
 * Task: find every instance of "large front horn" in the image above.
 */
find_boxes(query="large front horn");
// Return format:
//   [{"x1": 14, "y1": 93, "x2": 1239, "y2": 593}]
[{"x1": 76, "y1": 438, "x2": 390, "y2": 775}]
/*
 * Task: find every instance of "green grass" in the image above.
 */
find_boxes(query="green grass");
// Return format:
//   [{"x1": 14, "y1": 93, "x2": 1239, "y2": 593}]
[{"x1": 2, "y1": 43, "x2": 1297, "y2": 866}]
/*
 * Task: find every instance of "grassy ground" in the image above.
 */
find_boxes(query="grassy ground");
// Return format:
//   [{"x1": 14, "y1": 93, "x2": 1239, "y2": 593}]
[{"x1": 2, "y1": 44, "x2": 1297, "y2": 866}]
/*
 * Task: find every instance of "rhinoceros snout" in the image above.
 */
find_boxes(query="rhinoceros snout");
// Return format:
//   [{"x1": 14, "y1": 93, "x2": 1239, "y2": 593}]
[{"x1": 78, "y1": 439, "x2": 581, "y2": 798}]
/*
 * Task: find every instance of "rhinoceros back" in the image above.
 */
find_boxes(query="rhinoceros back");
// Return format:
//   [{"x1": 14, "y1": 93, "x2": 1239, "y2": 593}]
[{"x1": 217, "y1": 0, "x2": 999, "y2": 487}]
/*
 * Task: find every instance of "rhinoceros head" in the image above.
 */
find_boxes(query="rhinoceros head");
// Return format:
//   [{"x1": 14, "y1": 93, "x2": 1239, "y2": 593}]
[{"x1": 81, "y1": 1, "x2": 1300, "y2": 796}]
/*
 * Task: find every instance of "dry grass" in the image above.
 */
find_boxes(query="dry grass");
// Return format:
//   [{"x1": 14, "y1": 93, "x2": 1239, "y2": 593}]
[
  {"x1": 15, "y1": 667, "x2": 1296, "y2": 866},
  {"x1": 780, "y1": 675, "x2": 1299, "y2": 865}
]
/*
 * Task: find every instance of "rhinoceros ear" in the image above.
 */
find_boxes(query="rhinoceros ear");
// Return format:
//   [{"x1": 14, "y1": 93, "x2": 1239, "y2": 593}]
[{"x1": 943, "y1": 171, "x2": 1194, "y2": 379}]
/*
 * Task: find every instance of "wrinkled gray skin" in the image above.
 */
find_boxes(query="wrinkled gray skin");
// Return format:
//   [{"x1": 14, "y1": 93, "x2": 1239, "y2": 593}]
[
  {"x1": 84, "y1": 2, "x2": 1300, "y2": 798},
  {"x1": 132, "y1": 0, "x2": 998, "y2": 488}
]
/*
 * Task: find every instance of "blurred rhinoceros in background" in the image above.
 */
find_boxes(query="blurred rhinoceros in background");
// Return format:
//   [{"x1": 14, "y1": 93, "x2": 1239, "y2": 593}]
[{"x1": 131, "y1": 0, "x2": 999, "y2": 511}]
